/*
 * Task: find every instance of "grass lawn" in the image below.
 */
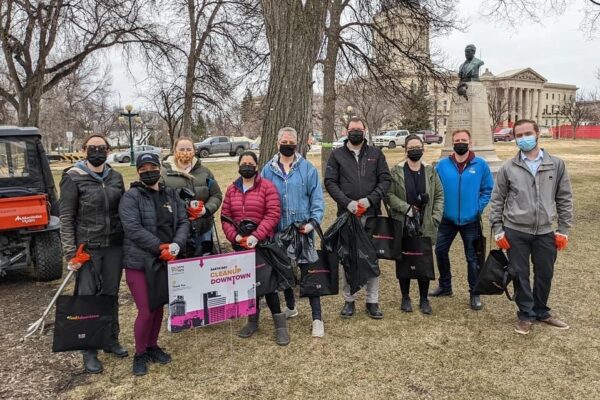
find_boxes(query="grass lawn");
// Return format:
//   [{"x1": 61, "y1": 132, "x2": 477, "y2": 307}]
[{"x1": 49, "y1": 140, "x2": 600, "y2": 400}]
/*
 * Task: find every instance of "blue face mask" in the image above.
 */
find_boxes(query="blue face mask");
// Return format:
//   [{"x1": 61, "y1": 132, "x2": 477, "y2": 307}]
[{"x1": 516, "y1": 135, "x2": 537, "y2": 152}]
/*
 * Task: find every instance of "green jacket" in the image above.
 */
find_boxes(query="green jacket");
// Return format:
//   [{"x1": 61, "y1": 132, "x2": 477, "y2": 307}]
[
  {"x1": 160, "y1": 156, "x2": 223, "y2": 234},
  {"x1": 385, "y1": 161, "x2": 444, "y2": 243}
]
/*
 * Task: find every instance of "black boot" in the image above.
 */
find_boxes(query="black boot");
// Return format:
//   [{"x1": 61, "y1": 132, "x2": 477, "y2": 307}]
[
  {"x1": 238, "y1": 312, "x2": 260, "y2": 338},
  {"x1": 82, "y1": 350, "x2": 103, "y2": 374},
  {"x1": 147, "y1": 346, "x2": 172, "y2": 364},
  {"x1": 104, "y1": 341, "x2": 129, "y2": 358},
  {"x1": 470, "y1": 295, "x2": 483, "y2": 311},
  {"x1": 133, "y1": 353, "x2": 151, "y2": 376},
  {"x1": 419, "y1": 298, "x2": 432, "y2": 315},
  {"x1": 429, "y1": 286, "x2": 453, "y2": 297},
  {"x1": 340, "y1": 301, "x2": 355, "y2": 318},
  {"x1": 401, "y1": 297, "x2": 413, "y2": 313},
  {"x1": 366, "y1": 303, "x2": 383, "y2": 319}
]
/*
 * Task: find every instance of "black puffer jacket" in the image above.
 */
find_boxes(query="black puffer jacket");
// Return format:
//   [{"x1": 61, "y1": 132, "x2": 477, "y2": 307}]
[
  {"x1": 119, "y1": 182, "x2": 190, "y2": 270},
  {"x1": 59, "y1": 162, "x2": 125, "y2": 259},
  {"x1": 324, "y1": 142, "x2": 392, "y2": 217}
]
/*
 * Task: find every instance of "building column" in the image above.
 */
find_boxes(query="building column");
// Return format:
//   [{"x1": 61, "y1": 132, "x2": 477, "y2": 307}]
[
  {"x1": 509, "y1": 87, "x2": 516, "y2": 123},
  {"x1": 531, "y1": 89, "x2": 539, "y2": 123},
  {"x1": 502, "y1": 87, "x2": 509, "y2": 127},
  {"x1": 515, "y1": 87, "x2": 521, "y2": 120},
  {"x1": 536, "y1": 89, "x2": 542, "y2": 125},
  {"x1": 524, "y1": 88, "x2": 530, "y2": 119}
]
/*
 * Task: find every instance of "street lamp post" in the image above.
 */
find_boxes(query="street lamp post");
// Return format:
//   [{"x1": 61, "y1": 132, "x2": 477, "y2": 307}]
[{"x1": 119, "y1": 104, "x2": 140, "y2": 166}]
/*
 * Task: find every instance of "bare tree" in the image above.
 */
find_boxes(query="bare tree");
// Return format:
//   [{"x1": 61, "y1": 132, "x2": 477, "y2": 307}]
[
  {"x1": 0, "y1": 0, "x2": 168, "y2": 127},
  {"x1": 319, "y1": 0, "x2": 459, "y2": 173},
  {"x1": 149, "y1": 83, "x2": 185, "y2": 148},
  {"x1": 480, "y1": 0, "x2": 600, "y2": 36},
  {"x1": 487, "y1": 85, "x2": 510, "y2": 131},
  {"x1": 259, "y1": 0, "x2": 329, "y2": 166},
  {"x1": 563, "y1": 90, "x2": 599, "y2": 139}
]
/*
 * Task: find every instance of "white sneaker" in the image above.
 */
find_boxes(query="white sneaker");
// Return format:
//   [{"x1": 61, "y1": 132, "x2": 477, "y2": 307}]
[
  {"x1": 283, "y1": 307, "x2": 298, "y2": 319},
  {"x1": 312, "y1": 319, "x2": 325, "y2": 338}
]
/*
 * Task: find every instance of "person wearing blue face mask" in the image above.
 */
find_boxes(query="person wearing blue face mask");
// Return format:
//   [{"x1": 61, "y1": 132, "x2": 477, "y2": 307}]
[{"x1": 489, "y1": 119, "x2": 573, "y2": 335}]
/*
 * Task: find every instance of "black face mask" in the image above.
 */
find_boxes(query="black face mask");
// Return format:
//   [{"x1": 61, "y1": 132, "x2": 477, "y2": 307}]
[
  {"x1": 407, "y1": 149, "x2": 423, "y2": 161},
  {"x1": 86, "y1": 150, "x2": 107, "y2": 167},
  {"x1": 239, "y1": 165, "x2": 257, "y2": 179},
  {"x1": 279, "y1": 144, "x2": 296, "y2": 157},
  {"x1": 453, "y1": 143, "x2": 469, "y2": 156},
  {"x1": 139, "y1": 170, "x2": 161, "y2": 186},
  {"x1": 348, "y1": 130, "x2": 365, "y2": 145}
]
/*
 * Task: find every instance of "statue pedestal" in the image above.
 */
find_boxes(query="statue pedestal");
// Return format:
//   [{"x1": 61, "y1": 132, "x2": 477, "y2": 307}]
[{"x1": 441, "y1": 81, "x2": 503, "y2": 172}]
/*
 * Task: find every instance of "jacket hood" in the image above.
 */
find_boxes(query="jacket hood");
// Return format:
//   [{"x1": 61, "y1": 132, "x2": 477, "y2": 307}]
[
  {"x1": 71, "y1": 160, "x2": 112, "y2": 182},
  {"x1": 267, "y1": 152, "x2": 305, "y2": 171},
  {"x1": 162, "y1": 155, "x2": 200, "y2": 176}
]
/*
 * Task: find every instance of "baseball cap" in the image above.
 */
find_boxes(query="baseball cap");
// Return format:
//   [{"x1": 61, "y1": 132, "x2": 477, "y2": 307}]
[{"x1": 136, "y1": 153, "x2": 160, "y2": 169}]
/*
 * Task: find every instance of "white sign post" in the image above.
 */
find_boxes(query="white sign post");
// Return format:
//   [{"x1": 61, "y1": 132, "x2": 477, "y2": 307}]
[{"x1": 65, "y1": 131, "x2": 73, "y2": 153}]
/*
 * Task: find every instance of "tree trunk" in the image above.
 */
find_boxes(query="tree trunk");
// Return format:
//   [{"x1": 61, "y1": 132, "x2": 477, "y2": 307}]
[
  {"x1": 182, "y1": 51, "x2": 197, "y2": 136},
  {"x1": 320, "y1": 0, "x2": 343, "y2": 176},
  {"x1": 259, "y1": 0, "x2": 327, "y2": 168}
]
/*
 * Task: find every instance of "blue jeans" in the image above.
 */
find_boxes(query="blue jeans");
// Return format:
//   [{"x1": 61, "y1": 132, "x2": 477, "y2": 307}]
[
  {"x1": 435, "y1": 218, "x2": 480, "y2": 293},
  {"x1": 283, "y1": 288, "x2": 322, "y2": 321}
]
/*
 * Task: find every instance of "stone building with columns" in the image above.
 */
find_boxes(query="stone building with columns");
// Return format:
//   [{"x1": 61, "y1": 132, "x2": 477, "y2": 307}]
[{"x1": 479, "y1": 68, "x2": 577, "y2": 129}]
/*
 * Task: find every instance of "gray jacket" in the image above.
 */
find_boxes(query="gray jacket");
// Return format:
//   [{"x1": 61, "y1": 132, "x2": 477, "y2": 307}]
[{"x1": 489, "y1": 150, "x2": 573, "y2": 236}]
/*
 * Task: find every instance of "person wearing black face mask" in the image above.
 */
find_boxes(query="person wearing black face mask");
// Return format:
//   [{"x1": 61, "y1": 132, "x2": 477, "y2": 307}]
[
  {"x1": 261, "y1": 127, "x2": 326, "y2": 338},
  {"x1": 324, "y1": 116, "x2": 391, "y2": 320},
  {"x1": 432, "y1": 129, "x2": 494, "y2": 311},
  {"x1": 386, "y1": 135, "x2": 444, "y2": 314},
  {"x1": 118, "y1": 152, "x2": 190, "y2": 376},
  {"x1": 221, "y1": 151, "x2": 288, "y2": 344},
  {"x1": 59, "y1": 134, "x2": 127, "y2": 374}
]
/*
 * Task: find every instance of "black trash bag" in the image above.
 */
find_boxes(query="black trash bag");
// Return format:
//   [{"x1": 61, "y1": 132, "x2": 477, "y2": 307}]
[
  {"x1": 404, "y1": 210, "x2": 423, "y2": 238},
  {"x1": 53, "y1": 295, "x2": 116, "y2": 352},
  {"x1": 474, "y1": 249, "x2": 515, "y2": 300},
  {"x1": 256, "y1": 239, "x2": 295, "y2": 291},
  {"x1": 275, "y1": 221, "x2": 319, "y2": 264},
  {"x1": 299, "y1": 224, "x2": 340, "y2": 297},
  {"x1": 144, "y1": 256, "x2": 169, "y2": 311},
  {"x1": 323, "y1": 212, "x2": 379, "y2": 295},
  {"x1": 395, "y1": 236, "x2": 435, "y2": 281},
  {"x1": 254, "y1": 249, "x2": 279, "y2": 297}
]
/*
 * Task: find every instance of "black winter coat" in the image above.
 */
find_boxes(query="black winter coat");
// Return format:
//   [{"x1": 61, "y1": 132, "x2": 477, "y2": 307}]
[
  {"x1": 324, "y1": 142, "x2": 392, "y2": 217},
  {"x1": 119, "y1": 182, "x2": 190, "y2": 270},
  {"x1": 59, "y1": 164, "x2": 125, "y2": 260}
]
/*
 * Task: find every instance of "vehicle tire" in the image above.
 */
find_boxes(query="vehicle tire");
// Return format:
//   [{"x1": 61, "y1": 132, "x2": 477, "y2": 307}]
[
  {"x1": 199, "y1": 149, "x2": 210, "y2": 158},
  {"x1": 229, "y1": 152, "x2": 236, "y2": 157},
  {"x1": 388, "y1": 141, "x2": 396, "y2": 149},
  {"x1": 121, "y1": 156, "x2": 130, "y2": 164},
  {"x1": 438, "y1": 138, "x2": 443, "y2": 144},
  {"x1": 235, "y1": 147, "x2": 244, "y2": 156},
  {"x1": 31, "y1": 231, "x2": 63, "y2": 282}
]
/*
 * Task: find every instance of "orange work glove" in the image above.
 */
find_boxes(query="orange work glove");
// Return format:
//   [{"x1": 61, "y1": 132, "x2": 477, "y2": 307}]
[
  {"x1": 495, "y1": 232, "x2": 510, "y2": 250},
  {"x1": 555, "y1": 233, "x2": 568, "y2": 251},
  {"x1": 159, "y1": 243, "x2": 176, "y2": 261},
  {"x1": 70, "y1": 244, "x2": 91, "y2": 266},
  {"x1": 355, "y1": 203, "x2": 367, "y2": 218},
  {"x1": 187, "y1": 201, "x2": 205, "y2": 221}
]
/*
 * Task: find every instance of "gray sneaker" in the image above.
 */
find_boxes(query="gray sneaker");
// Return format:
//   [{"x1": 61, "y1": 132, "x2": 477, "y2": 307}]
[{"x1": 283, "y1": 306, "x2": 298, "y2": 319}]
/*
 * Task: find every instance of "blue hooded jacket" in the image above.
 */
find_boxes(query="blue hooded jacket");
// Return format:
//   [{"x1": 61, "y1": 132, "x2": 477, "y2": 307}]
[
  {"x1": 261, "y1": 153, "x2": 325, "y2": 232},
  {"x1": 435, "y1": 155, "x2": 494, "y2": 225}
]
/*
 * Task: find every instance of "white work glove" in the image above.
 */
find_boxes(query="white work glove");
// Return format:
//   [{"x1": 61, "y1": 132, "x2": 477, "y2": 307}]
[
  {"x1": 300, "y1": 223, "x2": 314, "y2": 234},
  {"x1": 358, "y1": 198, "x2": 371, "y2": 209},
  {"x1": 347, "y1": 200, "x2": 359, "y2": 214},
  {"x1": 235, "y1": 234, "x2": 243, "y2": 243},
  {"x1": 246, "y1": 235, "x2": 258, "y2": 249},
  {"x1": 168, "y1": 243, "x2": 180, "y2": 256}
]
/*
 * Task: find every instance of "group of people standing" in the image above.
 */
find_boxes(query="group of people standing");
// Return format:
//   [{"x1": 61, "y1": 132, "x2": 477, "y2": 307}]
[{"x1": 58, "y1": 116, "x2": 573, "y2": 377}]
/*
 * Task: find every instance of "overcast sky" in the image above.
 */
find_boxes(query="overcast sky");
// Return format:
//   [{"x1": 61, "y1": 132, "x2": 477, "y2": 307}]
[{"x1": 110, "y1": 0, "x2": 600, "y2": 107}]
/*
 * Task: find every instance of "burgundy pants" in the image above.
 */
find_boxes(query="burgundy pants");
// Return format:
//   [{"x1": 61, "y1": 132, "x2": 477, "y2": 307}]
[{"x1": 125, "y1": 268, "x2": 164, "y2": 355}]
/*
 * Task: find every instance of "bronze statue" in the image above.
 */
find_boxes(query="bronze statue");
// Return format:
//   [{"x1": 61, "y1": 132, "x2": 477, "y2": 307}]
[{"x1": 457, "y1": 44, "x2": 484, "y2": 100}]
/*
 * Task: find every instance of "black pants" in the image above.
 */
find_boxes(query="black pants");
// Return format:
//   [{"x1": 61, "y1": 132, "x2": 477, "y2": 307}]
[
  {"x1": 76, "y1": 245, "x2": 123, "y2": 344},
  {"x1": 505, "y1": 227, "x2": 557, "y2": 322},
  {"x1": 258, "y1": 292, "x2": 281, "y2": 315},
  {"x1": 283, "y1": 287, "x2": 322, "y2": 320},
  {"x1": 399, "y1": 279, "x2": 430, "y2": 300}
]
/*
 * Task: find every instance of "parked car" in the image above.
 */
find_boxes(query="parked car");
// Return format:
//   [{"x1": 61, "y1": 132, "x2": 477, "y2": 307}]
[
  {"x1": 0, "y1": 126, "x2": 62, "y2": 281},
  {"x1": 113, "y1": 145, "x2": 162, "y2": 164},
  {"x1": 332, "y1": 136, "x2": 347, "y2": 149},
  {"x1": 372, "y1": 130, "x2": 422, "y2": 149},
  {"x1": 493, "y1": 128, "x2": 514, "y2": 142},
  {"x1": 415, "y1": 130, "x2": 443, "y2": 144},
  {"x1": 195, "y1": 136, "x2": 250, "y2": 158}
]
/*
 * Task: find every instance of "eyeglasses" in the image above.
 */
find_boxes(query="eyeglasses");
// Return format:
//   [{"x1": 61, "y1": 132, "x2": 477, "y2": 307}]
[{"x1": 86, "y1": 145, "x2": 108, "y2": 152}]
